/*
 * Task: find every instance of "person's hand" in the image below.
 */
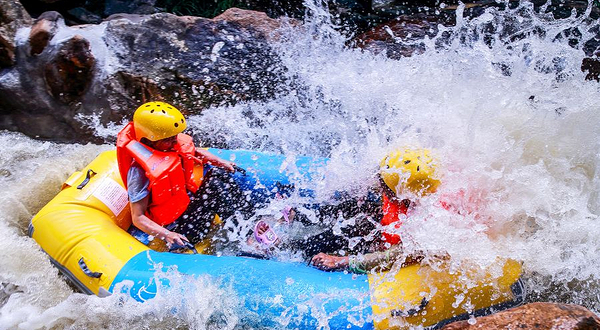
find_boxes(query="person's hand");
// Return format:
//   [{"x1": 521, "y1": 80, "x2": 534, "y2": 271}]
[
  {"x1": 310, "y1": 253, "x2": 349, "y2": 271},
  {"x1": 164, "y1": 230, "x2": 189, "y2": 247},
  {"x1": 224, "y1": 162, "x2": 236, "y2": 172},
  {"x1": 220, "y1": 160, "x2": 236, "y2": 172}
]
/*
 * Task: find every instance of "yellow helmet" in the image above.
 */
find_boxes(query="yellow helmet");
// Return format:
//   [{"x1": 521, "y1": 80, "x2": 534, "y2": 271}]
[
  {"x1": 380, "y1": 148, "x2": 440, "y2": 196},
  {"x1": 133, "y1": 102, "x2": 187, "y2": 141}
]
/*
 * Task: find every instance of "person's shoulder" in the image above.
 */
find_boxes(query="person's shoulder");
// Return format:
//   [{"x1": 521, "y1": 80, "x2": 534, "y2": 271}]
[
  {"x1": 127, "y1": 161, "x2": 150, "y2": 201},
  {"x1": 127, "y1": 162, "x2": 147, "y2": 181},
  {"x1": 128, "y1": 161, "x2": 143, "y2": 171}
]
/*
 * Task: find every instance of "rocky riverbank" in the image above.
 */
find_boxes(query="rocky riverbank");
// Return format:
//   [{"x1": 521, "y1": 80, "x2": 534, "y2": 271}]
[
  {"x1": 1, "y1": 0, "x2": 598, "y2": 142},
  {"x1": 1, "y1": 1, "x2": 292, "y2": 142}
]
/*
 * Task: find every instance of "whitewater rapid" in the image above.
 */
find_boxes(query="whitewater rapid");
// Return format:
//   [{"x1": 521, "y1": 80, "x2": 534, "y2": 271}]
[{"x1": 1, "y1": 0, "x2": 600, "y2": 328}]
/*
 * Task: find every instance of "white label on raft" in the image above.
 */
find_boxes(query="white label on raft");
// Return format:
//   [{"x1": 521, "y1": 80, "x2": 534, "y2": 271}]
[{"x1": 93, "y1": 178, "x2": 128, "y2": 216}]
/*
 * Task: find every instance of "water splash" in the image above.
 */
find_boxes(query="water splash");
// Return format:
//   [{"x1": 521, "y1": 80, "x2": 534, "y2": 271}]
[
  {"x1": 195, "y1": 0, "x2": 600, "y2": 311},
  {"x1": 1, "y1": 0, "x2": 600, "y2": 328}
]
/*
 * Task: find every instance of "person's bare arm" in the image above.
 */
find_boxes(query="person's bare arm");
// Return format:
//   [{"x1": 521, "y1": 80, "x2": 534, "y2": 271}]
[
  {"x1": 130, "y1": 195, "x2": 188, "y2": 246},
  {"x1": 348, "y1": 245, "x2": 408, "y2": 273},
  {"x1": 311, "y1": 245, "x2": 426, "y2": 273},
  {"x1": 195, "y1": 149, "x2": 235, "y2": 172}
]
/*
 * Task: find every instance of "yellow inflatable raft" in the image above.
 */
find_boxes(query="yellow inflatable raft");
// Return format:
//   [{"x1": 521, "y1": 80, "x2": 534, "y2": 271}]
[{"x1": 29, "y1": 149, "x2": 524, "y2": 329}]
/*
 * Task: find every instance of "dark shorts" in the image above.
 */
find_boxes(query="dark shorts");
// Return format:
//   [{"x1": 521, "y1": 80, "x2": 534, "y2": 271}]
[
  {"x1": 169, "y1": 167, "x2": 252, "y2": 244},
  {"x1": 286, "y1": 198, "x2": 382, "y2": 258}
]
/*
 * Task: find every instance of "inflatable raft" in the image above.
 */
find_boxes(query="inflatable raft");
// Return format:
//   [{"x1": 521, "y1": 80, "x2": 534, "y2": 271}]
[{"x1": 29, "y1": 149, "x2": 525, "y2": 329}]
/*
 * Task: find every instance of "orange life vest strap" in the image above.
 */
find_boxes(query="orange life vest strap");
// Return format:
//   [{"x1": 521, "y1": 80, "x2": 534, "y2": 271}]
[{"x1": 175, "y1": 133, "x2": 203, "y2": 193}]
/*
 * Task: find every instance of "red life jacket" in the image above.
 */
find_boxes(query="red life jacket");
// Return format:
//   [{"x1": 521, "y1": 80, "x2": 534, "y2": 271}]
[
  {"x1": 116, "y1": 123, "x2": 203, "y2": 226},
  {"x1": 380, "y1": 194, "x2": 409, "y2": 245}
]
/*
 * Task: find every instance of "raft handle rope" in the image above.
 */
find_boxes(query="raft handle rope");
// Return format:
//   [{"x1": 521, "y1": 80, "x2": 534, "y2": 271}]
[
  {"x1": 184, "y1": 242, "x2": 199, "y2": 254},
  {"x1": 77, "y1": 169, "x2": 97, "y2": 189},
  {"x1": 78, "y1": 257, "x2": 102, "y2": 278},
  {"x1": 390, "y1": 298, "x2": 429, "y2": 317},
  {"x1": 168, "y1": 241, "x2": 199, "y2": 254}
]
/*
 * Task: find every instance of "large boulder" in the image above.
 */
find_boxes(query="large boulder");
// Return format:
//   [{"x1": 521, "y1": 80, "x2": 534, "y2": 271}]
[
  {"x1": 0, "y1": 8, "x2": 291, "y2": 142},
  {"x1": 441, "y1": 302, "x2": 600, "y2": 330},
  {"x1": 100, "y1": 10, "x2": 288, "y2": 118},
  {"x1": 582, "y1": 37, "x2": 600, "y2": 82},
  {"x1": 0, "y1": 1, "x2": 32, "y2": 68}
]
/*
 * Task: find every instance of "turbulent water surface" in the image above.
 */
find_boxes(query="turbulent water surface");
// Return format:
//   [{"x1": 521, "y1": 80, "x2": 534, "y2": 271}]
[{"x1": 1, "y1": 1, "x2": 600, "y2": 328}]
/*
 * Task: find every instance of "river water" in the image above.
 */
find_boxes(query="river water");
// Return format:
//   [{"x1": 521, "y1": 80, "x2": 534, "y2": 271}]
[{"x1": 1, "y1": 1, "x2": 599, "y2": 329}]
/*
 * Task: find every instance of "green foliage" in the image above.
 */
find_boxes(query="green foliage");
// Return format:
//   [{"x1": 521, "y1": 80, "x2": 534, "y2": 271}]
[{"x1": 155, "y1": 0, "x2": 247, "y2": 18}]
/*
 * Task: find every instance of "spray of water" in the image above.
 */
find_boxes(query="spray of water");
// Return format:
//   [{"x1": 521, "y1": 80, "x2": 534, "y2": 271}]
[
  {"x1": 196, "y1": 0, "x2": 600, "y2": 310},
  {"x1": 1, "y1": 0, "x2": 600, "y2": 328}
]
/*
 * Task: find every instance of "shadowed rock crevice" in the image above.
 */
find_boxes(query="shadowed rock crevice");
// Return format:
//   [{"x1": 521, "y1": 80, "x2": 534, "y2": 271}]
[{"x1": 44, "y1": 35, "x2": 95, "y2": 104}]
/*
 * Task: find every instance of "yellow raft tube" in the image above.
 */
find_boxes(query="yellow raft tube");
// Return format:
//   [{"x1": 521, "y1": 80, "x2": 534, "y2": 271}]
[{"x1": 30, "y1": 149, "x2": 525, "y2": 329}]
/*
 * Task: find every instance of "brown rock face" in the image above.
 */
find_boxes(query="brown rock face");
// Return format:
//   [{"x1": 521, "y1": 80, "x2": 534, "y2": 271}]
[
  {"x1": 213, "y1": 8, "x2": 290, "y2": 41},
  {"x1": 0, "y1": 1, "x2": 33, "y2": 67},
  {"x1": 0, "y1": 36, "x2": 13, "y2": 67},
  {"x1": 43, "y1": 35, "x2": 95, "y2": 104},
  {"x1": 441, "y1": 302, "x2": 600, "y2": 330},
  {"x1": 28, "y1": 11, "x2": 63, "y2": 56}
]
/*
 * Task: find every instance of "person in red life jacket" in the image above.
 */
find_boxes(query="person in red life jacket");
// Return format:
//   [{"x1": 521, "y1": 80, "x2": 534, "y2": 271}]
[
  {"x1": 310, "y1": 148, "x2": 441, "y2": 272},
  {"x1": 117, "y1": 101, "x2": 250, "y2": 249}
]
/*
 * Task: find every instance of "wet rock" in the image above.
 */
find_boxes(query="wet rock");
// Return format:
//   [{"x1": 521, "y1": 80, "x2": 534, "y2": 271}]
[
  {"x1": 99, "y1": 11, "x2": 287, "y2": 121},
  {"x1": 441, "y1": 302, "x2": 600, "y2": 330},
  {"x1": 0, "y1": 30, "x2": 95, "y2": 140},
  {"x1": 0, "y1": 1, "x2": 33, "y2": 67},
  {"x1": 353, "y1": 14, "x2": 453, "y2": 59},
  {"x1": 67, "y1": 7, "x2": 102, "y2": 24},
  {"x1": 44, "y1": 35, "x2": 95, "y2": 104},
  {"x1": 1, "y1": 112, "x2": 80, "y2": 141},
  {"x1": 104, "y1": 0, "x2": 159, "y2": 17},
  {"x1": 582, "y1": 38, "x2": 600, "y2": 82},
  {"x1": 242, "y1": 0, "x2": 305, "y2": 18},
  {"x1": 28, "y1": 11, "x2": 63, "y2": 56},
  {"x1": 582, "y1": 57, "x2": 600, "y2": 82}
]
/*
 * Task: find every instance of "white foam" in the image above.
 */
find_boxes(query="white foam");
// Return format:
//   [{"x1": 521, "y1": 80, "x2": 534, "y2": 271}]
[{"x1": 2, "y1": 0, "x2": 600, "y2": 326}]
